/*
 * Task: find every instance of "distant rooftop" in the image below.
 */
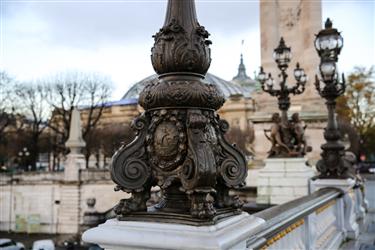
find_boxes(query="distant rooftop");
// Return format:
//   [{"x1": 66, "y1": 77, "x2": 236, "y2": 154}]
[
  {"x1": 231, "y1": 54, "x2": 260, "y2": 93},
  {"x1": 121, "y1": 72, "x2": 249, "y2": 101}
]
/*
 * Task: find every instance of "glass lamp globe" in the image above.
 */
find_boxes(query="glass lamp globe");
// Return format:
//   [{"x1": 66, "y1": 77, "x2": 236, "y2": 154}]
[
  {"x1": 258, "y1": 68, "x2": 267, "y2": 81},
  {"x1": 273, "y1": 37, "x2": 291, "y2": 68},
  {"x1": 294, "y1": 63, "x2": 304, "y2": 80},
  {"x1": 300, "y1": 74, "x2": 308, "y2": 83},
  {"x1": 266, "y1": 77, "x2": 274, "y2": 87},
  {"x1": 320, "y1": 61, "x2": 336, "y2": 82},
  {"x1": 315, "y1": 18, "x2": 343, "y2": 61}
]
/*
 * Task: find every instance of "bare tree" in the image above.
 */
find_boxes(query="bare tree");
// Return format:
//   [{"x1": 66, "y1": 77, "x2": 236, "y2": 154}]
[
  {"x1": 0, "y1": 71, "x2": 17, "y2": 137},
  {"x1": 43, "y1": 71, "x2": 112, "y2": 167},
  {"x1": 14, "y1": 83, "x2": 50, "y2": 170},
  {"x1": 82, "y1": 123, "x2": 135, "y2": 168}
]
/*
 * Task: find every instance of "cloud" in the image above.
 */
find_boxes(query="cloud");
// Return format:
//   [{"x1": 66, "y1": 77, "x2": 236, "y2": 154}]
[
  {"x1": 2, "y1": 0, "x2": 260, "y2": 99},
  {"x1": 2, "y1": 0, "x2": 373, "y2": 100},
  {"x1": 3, "y1": 1, "x2": 258, "y2": 49}
]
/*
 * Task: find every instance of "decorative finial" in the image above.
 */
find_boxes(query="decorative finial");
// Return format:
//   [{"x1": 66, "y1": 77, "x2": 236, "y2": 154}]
[
  {"x1": 325, "y1": 18, "x2": 333, "y2": 29},
  {"x1": 280, "y1": 37, "x2": 285, "y2": 46}
]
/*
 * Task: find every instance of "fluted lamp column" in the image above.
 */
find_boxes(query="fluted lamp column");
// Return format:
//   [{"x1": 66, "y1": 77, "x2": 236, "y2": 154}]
[{"x1": 110, "y1": 0, "x2": 247, "y2": 225}]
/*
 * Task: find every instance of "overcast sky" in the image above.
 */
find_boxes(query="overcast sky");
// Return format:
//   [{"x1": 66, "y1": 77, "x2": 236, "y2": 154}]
[{"x1": 1, "y1": 0, "x2": 374, "y2": 100}]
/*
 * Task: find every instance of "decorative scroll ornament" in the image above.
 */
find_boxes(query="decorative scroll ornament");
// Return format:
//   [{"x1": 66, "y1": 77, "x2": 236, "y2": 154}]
[
  {"x1": 110, "y1": 114, "x2": 152, "y2": 214},
  {"x1": 110, "y1": 0, "x2": 247, "y2": 225}
]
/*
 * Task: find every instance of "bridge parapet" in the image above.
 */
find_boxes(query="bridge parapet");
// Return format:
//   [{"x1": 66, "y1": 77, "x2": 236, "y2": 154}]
[{"x1": 246, "y1": 185, "x2": 364, "y2": 250}]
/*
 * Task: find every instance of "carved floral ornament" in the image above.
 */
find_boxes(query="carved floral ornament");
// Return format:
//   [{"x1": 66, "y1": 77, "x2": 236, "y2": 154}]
[
  {"x1": 151, "y1": 18, "x2": 212, "y2": 75},
  {"x1": 110, "y1": 0, "x2": 247, "y2": 224}
]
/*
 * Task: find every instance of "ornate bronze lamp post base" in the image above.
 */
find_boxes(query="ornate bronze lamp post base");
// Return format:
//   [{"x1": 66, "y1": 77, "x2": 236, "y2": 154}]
[{"x1": 109, "y1": 0, "x2": 247, "y2": 225}]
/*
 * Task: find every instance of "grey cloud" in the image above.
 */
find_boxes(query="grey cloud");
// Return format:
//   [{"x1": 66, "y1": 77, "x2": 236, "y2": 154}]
[{"x1": 4, "y1": 1, "x2": 259, "y2": 49}]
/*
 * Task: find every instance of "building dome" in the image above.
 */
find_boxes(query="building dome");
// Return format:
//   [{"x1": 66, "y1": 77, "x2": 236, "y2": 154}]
[{"x1": 121, "y1": 73, "x2": 247, "y2": 100}]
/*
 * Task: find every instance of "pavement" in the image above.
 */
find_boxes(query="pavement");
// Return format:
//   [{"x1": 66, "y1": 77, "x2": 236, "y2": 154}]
[{"x1": 340, "y1": 212, "x2": 375, "y2": 250}]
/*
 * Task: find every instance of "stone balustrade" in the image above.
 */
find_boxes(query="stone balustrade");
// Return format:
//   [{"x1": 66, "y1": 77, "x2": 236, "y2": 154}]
[
  {"x1": 83, "y1": 177, "x2": 370, "y2": 250},
  {"x1": 246, "y1": 185, "x2": 365, "y2": 250},
  {"x1": 363, "y1": 174, "x2": 375, "y2": 212}
]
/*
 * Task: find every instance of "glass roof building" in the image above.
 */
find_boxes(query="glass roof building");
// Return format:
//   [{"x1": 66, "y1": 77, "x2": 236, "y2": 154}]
[{"x1": 121, "y1": 72, "x2": 249, "y2": 102}]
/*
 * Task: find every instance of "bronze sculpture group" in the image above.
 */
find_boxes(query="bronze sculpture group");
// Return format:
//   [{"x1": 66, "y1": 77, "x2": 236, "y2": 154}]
[{"x1": 265, "y1": 112, "x2": 310, "y2": 157}]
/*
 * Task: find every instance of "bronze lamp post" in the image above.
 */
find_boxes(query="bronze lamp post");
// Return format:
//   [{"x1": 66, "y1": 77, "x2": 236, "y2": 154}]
[
  {"x1": 258, "y1": 38, "x2": 309, "y2": 157},
  {"x1": 258, "y1": 38, "x2": 307, "y2": 127},
  {"x1": 314, "y1": 18, "x2": 352, "y2": 178},
  {"x1": 109, "y1": 0, "x2": 247, "y2": 225}
]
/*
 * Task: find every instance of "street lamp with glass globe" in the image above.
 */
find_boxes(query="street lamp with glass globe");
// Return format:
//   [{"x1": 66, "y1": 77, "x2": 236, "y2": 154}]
[
  {"x1": 18, "y1": 147, "x2": 30, "y2": 171},
  {"x1": 257, "y1": 37, "x2": 308, "y2": 157},
  {"x1": 258, "y1": 37, "x2": 308, "y2": 126},
  {"x1": 314, "y1": 18, "x2": 352, "y2": 179}
]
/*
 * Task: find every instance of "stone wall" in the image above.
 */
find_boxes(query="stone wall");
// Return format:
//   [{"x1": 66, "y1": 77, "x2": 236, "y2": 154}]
[
  {"x1": 0, "y1": 169, "x2": 126, "y2": 235},
  {"x1": 0, "y1": 172, "x2": 62, "y2": 233}
]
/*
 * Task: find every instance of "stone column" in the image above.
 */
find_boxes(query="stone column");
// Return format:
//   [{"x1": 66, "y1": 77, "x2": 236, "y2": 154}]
[
  {"x1": 57, "y1": 108, "x2": 86, "y2": 234},
  {"x1": 258, "y1": 0, "x2": 323, "y2": 112}
]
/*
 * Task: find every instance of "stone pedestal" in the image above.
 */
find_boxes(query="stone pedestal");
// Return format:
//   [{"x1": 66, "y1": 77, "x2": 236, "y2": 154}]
[
  {"x1": 64, "y1": 153, "x2": 85, "y2": 181},
  {"x1": 256, "y1": 158, "x2": 315, "y2": 205},
  {"x1": 310, "y1": 178, "x2": 359, "y2": 239},
  {"x1": 82, "y1": 213, "x2": 265, "y2": 250}
]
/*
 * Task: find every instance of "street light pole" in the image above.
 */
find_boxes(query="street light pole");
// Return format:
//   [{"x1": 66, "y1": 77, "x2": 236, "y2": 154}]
[
  {"x1": 258, "y1": 38, "x2": 308, "y2": 156},
  {"x1": 259, "y1": 38, "x2": 307, "y2": 125},
  {"x1": 18, "y1": 147, "x2": 30, "y2": 171},
  {"x1": 314, "y1": 18, "x2": 352, "y2": 178}
]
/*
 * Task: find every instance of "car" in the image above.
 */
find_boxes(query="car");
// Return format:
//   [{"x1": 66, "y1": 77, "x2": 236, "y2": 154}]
[
  {"x1": 359, "y1": 161, "x2": 375, "y2": 174},
  {"x1": 32, "y1": 240, "x2": 55, "y2": 250},
  {"x1": 0, "y1": 239, "x2": 24, "y2": 250}
]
